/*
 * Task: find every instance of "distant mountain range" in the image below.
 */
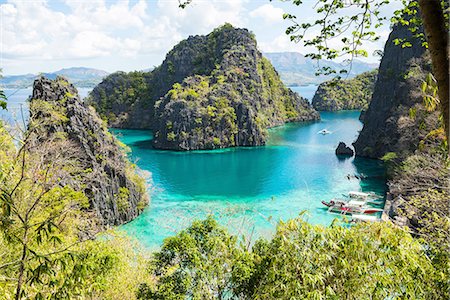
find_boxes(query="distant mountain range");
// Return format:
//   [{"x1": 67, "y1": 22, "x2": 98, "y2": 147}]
[
  {"x1": 1, "y1": 67, "x2": 110, "y2": 88},
  {"x1": 1, "y1": 53, "x2": 377, "y2": 89},
  {"x1": 264, "y1": 52, "x2": 379, "y2": 86}
]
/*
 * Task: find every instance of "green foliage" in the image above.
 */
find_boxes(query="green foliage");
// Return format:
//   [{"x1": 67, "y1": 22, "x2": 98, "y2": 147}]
[
  {"x1": 0, "y1": 70, "x2": 6, "y2": 110},
  {"x1": 212, "y1": 137, "x2": 221, "y2": 146},
  {"x1": 248, "y1": 218, "x2": 445, "y2": 299},
  {"x1": 421, "y1": 72, "x2": 440, "y2": 112},
  {"x1": 167, "y1": 131, "x2": 176, "y2": 141},
  {"x1": 116, "y1": 187, "x2": 131, "y2": 213},
  {"x1": 400, "y1": 189, "x2": 449, "y2": 247},
  {"x1": 87, "y1": 71, "x2": 149, "y2": 123},
  {"x1": 137, "y1": 217, "x2": 252, "y2": 299},
  {"x1": 312, "y1": 69, "x2": 378, "y2": 111},
  {"x1": 141, "y1": 216, "x2": 448, "y2": 299},
  {"x1": 381, "y1": 151, "x2": 398, "y2": 162},
  {"x1": 0, "y1": 90, "x2": 6, "y2": 110},
  {"x1": 0, "y1": 101, "x2": 151, "y2": 299}
]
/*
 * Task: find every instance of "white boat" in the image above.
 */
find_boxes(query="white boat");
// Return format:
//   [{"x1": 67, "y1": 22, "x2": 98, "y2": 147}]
[
  {"x1": 348, "y1": 191, "x2": 380, "y2": 201},
  {"x1": 350, "y1": 214, "x2": 380, "y2": 222},
  {"x1": 318, "y1": 129, "x2": 332, "y2": 135},
  {"x1": 321, "y1": 199, "x2": 384, "y2": 215}
]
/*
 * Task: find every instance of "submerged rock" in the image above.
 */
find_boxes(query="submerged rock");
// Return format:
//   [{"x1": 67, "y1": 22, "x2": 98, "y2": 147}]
[
  {"x1": 335, "y1": 142, "x2": 354, "y2": 156},
  {"x1": 29, "y1": 76, "x2": 149, "y2": 226},
  {"x1": 89, "y1": 24, "x2": 319, "y2": 150}
]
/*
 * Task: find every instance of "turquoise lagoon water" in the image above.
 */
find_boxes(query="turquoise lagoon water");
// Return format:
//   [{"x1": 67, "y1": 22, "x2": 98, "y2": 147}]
[
  {"x1": 2, "y1": 87, "x2": 386, "y2": 249},
  {"x1": 115, "y1": 110, "x2": 386, "y2": 249}
]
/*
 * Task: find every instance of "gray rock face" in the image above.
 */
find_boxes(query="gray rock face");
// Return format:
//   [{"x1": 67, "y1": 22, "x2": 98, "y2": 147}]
[
  {"x1": 29, "y1": 77, "x2": 149, "y2": 226},
  {"x1": 89, "y1": 24, "x2": 320, "y2": 151},
  {"x1": 151, "y1": 25, "x2": 319, "y2": 150},
  {"x1": 353, "y1": 24, "x2": 439, "y2": 158},
  {"x1": 335, "y1": 142, "x2": 354, "y2": 156}
]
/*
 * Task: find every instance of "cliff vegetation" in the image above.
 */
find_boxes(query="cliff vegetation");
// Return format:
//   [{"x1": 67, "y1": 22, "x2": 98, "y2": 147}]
[
  {"x1": 89, "y1": 24, "x2": 319, "y2": 150},
  {"x1": 312, "y1": 69, "x2": 377, "y2": 111}
]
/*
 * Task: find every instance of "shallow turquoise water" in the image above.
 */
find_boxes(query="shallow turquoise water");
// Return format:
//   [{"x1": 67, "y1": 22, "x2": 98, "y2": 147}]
[{"x1": 114, "y1": 111, "x2": 386, "y2": 249}]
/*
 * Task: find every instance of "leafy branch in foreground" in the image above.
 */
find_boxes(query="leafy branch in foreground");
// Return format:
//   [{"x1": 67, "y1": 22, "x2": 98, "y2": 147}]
[
  {"x1": 281, "y1": 0, "x2": 389, "y2": 76},
  {"x1": 0, "y1": 112, "x2": 152, "y2": 299},
  {"x1": 1, "y1": 69, "x2": 7, "y2": 110},
  {"x1": 138, "y1": 216, "x2": 448, "y2": 299}
]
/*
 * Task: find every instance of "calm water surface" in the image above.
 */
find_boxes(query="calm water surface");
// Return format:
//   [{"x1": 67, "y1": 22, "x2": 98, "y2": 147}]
[
  {"x1": 2, "y1": 88, "x2": 386, "y2": 249},
  {"x1": 115, "y1": 111, "x2": 386, "y2": 249}
]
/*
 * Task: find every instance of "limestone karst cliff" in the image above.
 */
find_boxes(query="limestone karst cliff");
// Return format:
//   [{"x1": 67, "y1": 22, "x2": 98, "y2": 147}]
[
  {"x1": 29, "y1": 77, "x2": 149, "y2": 226},
  {"x1": 89, "y1": 24, "x2": 319, "y2": 150},
  {"x1": 353, "y1": 24, "x2": 439, "y2": 159}
]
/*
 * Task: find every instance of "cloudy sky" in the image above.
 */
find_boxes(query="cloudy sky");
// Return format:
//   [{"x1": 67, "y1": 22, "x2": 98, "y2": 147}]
[{"x1": 1, "y1": 0, "x2": 400, "y2": 75}]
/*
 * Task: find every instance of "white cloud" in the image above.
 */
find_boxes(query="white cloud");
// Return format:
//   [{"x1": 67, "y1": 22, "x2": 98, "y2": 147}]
[
  {"x1": 156, "y1": 0, "x2": 247, "y2": 35},
  {"x1": 1, "y1": 0, "x2": 247, "y2": 68},
  {"x1": 0, "y1": 0, "x2": 151, "y2": 62},
  {"x1": 259, "y1": 34, "x2": 304, "y2": 53},
  {"x1": 0, "y1": 0, "x2": 392, "y2": 73},
  {"x1": 249, "y1": 4, "x2": 284, "y2": 23}
]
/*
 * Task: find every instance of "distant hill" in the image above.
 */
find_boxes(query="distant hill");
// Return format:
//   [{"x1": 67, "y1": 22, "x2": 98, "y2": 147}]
[
  {"x1": 264, "y1": 52, "x2": 378, "y2": 86},
  {"x1": 1, "y1": 67, "x2": 109, "y2": 88}
]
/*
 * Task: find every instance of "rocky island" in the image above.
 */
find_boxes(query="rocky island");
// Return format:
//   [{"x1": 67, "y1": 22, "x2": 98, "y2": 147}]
[
  {"x1": 29, "y1": 77, "x2": 149, "y2": 226},
  {"x1": 312, "y1": 69, "x2": 377, "y2": 111},
  {"x1": 89, "y1": 24, "x2": 319, "y2": 150}
]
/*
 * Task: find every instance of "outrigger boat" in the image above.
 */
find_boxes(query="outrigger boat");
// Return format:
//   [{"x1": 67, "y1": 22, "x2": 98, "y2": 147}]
[
  {"x1": 340, "y1": 191, "x2": 383, "y2": 205},
  {"x1": 348, "y1": 191, "x2": 379, "y2": 200},
  {"x1": 321, "y1": 196, "x2": 384, "y2": 215}
]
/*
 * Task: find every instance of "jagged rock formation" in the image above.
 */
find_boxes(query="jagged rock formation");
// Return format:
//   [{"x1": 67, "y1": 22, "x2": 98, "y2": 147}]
[
  {"x1": 29, "y1": 77, "x2": 149, "y2": 226},
  {"x1": 89, "y1": 24, "x2": 319, "y2": 150},
  {"x1": 353, "y1": 23, "x2": 439, "y2": 159},
  {"x1": 359, "y1": 110, "x2": 366, "y2": 123},
  {"x1": 312, "y1": 70, "x2": 377, "y2": 111},
  {"x1": 335, "y1": 142, "x2": 354, "y2": 156}
]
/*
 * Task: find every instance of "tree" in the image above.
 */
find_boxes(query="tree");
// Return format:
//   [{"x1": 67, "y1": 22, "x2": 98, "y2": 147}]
[
  {"x1": 247, "y1": 217, "x2": 447, "y2": 299},
  {"x1": 0, "y1": 69, "x2": 7, "y2": 110},
  {"x1": 139, "y1": 216, "x2": 448, "y2": 299},
  {"x1": 0, "y1": 106, "x2": 152, "y2": 299},
  {"x1": 137, "y1": 217, "x2": 254, "y2": 300},
  {"x1": 0, "y1": 114, "x2": 95, "y2": 298}
]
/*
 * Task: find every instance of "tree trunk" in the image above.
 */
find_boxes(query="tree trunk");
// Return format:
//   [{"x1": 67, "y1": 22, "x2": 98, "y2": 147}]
[
  {"x1": 418, "y1": 0, "x2": 449, "y2": 152},
  {"x1": 15, "y1": 243, "x2": 27, "y2": 300}
]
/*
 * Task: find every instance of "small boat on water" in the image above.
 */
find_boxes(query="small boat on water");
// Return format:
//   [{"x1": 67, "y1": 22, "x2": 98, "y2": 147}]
[
  {"x1": 348, "y1": 191, "x2": 379, "y2": 200},
  {"x1": 321, "y1": 192, "x2": 384, "y2": 215},
  {"x1": 318, "y1": 129, "x2": 332, "y2": 135},
  {"x1": 349, "y1": 214, "x2": 380, "y2": 223},
  {"x1": 326, "y1": 204, "x2": 383, "y2": 215}
]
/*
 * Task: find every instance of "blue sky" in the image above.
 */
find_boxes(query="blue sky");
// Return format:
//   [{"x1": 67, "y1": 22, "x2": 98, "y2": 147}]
[{"x1": 0, "y1": 0, "x2": 400, "y2": 75}]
